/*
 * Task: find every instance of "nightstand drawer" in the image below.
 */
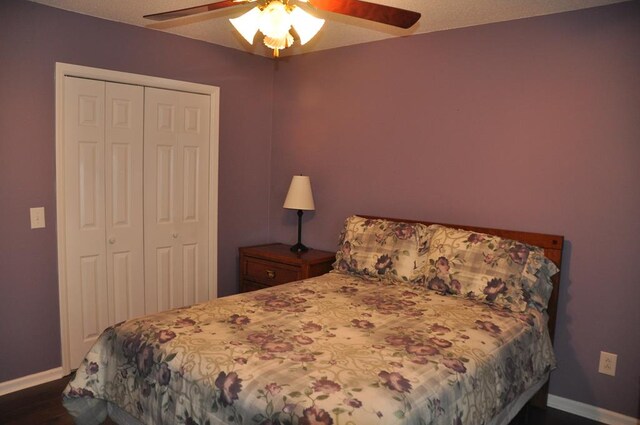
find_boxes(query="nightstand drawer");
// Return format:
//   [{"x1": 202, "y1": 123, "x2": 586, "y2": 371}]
[{"x1": 244, "y1": 258, "x2": 301, "y2": 286}]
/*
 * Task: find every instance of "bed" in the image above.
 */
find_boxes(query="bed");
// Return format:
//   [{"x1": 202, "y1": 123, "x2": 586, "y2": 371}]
[{"x1": 63, "y1": 215, "x2": 564, "y2": 425}]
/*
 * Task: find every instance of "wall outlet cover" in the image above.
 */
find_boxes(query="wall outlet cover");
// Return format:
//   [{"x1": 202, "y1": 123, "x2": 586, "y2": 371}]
[{"x1": 598, "y1": 351, "x2": 617, "y2": 376}]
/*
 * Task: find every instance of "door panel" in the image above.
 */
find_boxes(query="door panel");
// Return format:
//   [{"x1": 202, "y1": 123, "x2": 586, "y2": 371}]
[
  {"x1": 156, "y1": 145, "x2": 175, "y2": 223},
  {"x1": 182, "y1": 243, "x2": 198, "y2": 306},
  {"x1": 105, "y1": 82, "x2": 145, "y2": 323},
  {"x1": 110, "y1": 143, "x2": 131, "y2": 225},
  {"x1": 183, "y1": 146, "x2": 199, "y2": 222},
  {"x1": 144, "y1": 88, "x2": 210, "y2": 313},
  {"x1": 111, "y1": 251, "x2": 132, "y2": 323},
  {"x1": 78, "y1": 142, "x2": 99, "y2": 229},
  {"x1": 79, "y1": 255, "x2": 103, "y2": 341},
  {"x1": 64, "y1": 77, "x2": 108, "y2": 367},
  {"x1": 178, "y1": 91, "x2": 211, "y2": 306},
  {"x1": 65, "y1": 78, "x2": 145, "y2": 367}
]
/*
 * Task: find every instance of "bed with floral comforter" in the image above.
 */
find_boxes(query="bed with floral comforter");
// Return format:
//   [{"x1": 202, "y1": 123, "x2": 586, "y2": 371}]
[{"x1": 63, "y1": 271, "x2": 555, "y2": 425}]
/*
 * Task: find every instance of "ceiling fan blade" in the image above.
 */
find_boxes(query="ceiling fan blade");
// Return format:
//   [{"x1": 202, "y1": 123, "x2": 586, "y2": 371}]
[
  {"x1": 310, "y1": 0, "x2": 420, "y2": 29},
  {"x1": 144, "y1": 0, "x2": 249, "y2": 21}
]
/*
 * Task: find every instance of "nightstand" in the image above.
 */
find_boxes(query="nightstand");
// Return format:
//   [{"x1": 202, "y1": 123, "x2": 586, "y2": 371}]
[{"x1": 239, "y1": 243, "x2": 335, "y2": 293}]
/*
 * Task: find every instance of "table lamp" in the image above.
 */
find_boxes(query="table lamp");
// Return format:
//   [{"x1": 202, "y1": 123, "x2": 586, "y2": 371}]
[{"x1": 283, "y1": 175, "x2": 315, "y2": 253}]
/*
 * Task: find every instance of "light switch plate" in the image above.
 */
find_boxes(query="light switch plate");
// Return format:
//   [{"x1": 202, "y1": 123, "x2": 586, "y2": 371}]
[{"x1": 30, "y1": 207, "x2": 45, "y2": 229}]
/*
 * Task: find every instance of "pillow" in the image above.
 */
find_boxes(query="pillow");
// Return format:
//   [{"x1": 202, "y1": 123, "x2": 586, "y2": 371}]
[
  {"x1": 521, "y1": 252, "x2": 559, "y2": 311},
  {"x1": 333, "y1": 216, "x2": 433, "y2": 283},
  {"x1": 420, "y1": 225, "x2": 555, "y2": 312}
]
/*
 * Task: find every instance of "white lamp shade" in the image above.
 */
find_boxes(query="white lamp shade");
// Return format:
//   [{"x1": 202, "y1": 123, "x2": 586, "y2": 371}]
[
  {"x1": 290, "y1": 6, "x2": 325, "y2": 45},
  {"x1": 283, "y1": 175, "x2": 315, "y2": 211},
  {"x1": 229, "y1": 6, "x2": 261, "y2": 45}
]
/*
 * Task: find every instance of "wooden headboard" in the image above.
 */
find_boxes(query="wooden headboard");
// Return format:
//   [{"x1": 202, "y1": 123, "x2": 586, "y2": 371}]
[{"x1": 360, "y1": 215, "x2": 564, "y2": 408}]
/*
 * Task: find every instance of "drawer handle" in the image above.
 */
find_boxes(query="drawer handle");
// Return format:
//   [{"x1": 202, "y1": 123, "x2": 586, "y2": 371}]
[{"x1": 266, "y1": 270, "x2": 276, "y2": 279}]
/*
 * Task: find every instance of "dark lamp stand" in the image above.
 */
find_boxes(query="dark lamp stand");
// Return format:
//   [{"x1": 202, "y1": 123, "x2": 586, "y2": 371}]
[{"x1": 290, "y1": 209, "x2": 308, "y2": 253}]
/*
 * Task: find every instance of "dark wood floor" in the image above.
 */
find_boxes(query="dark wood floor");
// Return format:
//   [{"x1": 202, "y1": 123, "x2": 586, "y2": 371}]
[
  {"x1": 0, "y1": 376, "x2": 117, "y2": 425},
  {"x1": 0, "y1": 375, "x2": 604, "y2": 425},
  {"x1": 510, "y1": 403, "x2": 605, "y2": 425}
]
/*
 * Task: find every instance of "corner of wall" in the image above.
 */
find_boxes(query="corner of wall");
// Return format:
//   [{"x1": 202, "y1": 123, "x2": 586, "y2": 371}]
[{"x1": 265, "y1": 56, "x2": 279, "y2": 243}]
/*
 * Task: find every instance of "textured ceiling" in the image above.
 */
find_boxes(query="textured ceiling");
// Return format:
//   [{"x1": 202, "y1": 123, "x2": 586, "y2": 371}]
[{"x1": 29, "y1": 0, "x2": 628, "y2": 57}]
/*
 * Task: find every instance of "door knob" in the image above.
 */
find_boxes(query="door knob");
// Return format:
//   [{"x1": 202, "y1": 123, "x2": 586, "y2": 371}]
[
  {"x1": 172, "y1": 233, "x2": 178, "y2": 239},
  {"x1": 108, "y1": 237, "x2": 116, "y2": 244}
]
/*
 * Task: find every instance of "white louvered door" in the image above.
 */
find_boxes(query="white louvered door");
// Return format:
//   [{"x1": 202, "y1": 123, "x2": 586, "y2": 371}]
[
  {"x1": 143, "y1": 87, "x2": 210, "y2": 314},
  {"x1": 64, "y1": 78, "x2": 144, "y2": 367},
  {"x1": 63, "y1": 78, "x2": 211, "y2": 367}
]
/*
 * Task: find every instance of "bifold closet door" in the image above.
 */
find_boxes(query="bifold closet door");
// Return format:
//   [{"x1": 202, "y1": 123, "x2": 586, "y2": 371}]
[
  {"x1": 144, "y1": 87, "x2": 210, "y2": 314},
  {"x1": 64, "y1": 77, "x2": 144, "y2": 367},
  {"x1": 105, "y1": 82, "x2": 145, "y2": 324}
]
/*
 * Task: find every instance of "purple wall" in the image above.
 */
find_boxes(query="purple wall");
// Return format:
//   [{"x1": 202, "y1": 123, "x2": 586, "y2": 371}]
[
  {"x1": 269, "y1": 2, "x2": 640, "y2": 418},
  {"x1": 0, "y1": 0, "x2": 273, "y2": 382},
  {"x1": 1, "y1": 0, "x2": 639, "y2": 419}
]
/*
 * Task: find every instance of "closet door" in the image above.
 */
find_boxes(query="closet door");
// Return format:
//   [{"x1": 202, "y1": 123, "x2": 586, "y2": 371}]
[
  {"x1": 64, "y1": 78, "x2": 144, "y2": 366},
  {"x1": 64, "y1": 77, "x2": 108, "y2": 368},
  {"x1": 105, "y1": 82, "x2": 145, "y2": 323},
  {"x1": 144, "y1": 87, "x2": 210, "y2": 313}
]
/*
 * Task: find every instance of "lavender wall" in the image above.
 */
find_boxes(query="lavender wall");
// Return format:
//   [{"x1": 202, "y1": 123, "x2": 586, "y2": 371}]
[
  {"x1": 269, "y1": 2, "x2": 640, "y2": 418},
  {"x1": 0, "y1": 0, "x2": 273, "y2": 382},
  {"x1": 1, "y1": 0, "x2": 638, "y2": 418}
]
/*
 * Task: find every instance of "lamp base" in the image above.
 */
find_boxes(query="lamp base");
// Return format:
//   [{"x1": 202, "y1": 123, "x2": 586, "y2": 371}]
[{"x1": 290, "y1": 242, "x2": 309, "y2": 253}]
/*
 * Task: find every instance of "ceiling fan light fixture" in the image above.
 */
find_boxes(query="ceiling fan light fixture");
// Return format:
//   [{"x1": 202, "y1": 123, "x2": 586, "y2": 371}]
[
  {"x1": 229, "y1": 6, "x2": 261, "y2": 45},
  {"x1": 289, "y1": 6, "x2": 324, "y2": 45},
  {"x1": 228, "y1": 0, "x2": 324, "y2": 57},
  {"x1": 148, "y1": 1, "x2": 421, "y2": 57}
]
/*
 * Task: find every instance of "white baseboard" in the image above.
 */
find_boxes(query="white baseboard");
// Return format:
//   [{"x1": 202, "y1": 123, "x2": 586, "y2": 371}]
[
  {"x1": 0, "y1": 367, "x2": 64, "y2": 396},
  {"x1": 548, "y1": 394, "x2": 639, "y2": 425}
]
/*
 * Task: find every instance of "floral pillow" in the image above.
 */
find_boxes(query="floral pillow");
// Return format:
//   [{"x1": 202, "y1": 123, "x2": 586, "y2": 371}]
[
  {"x1": 419, "y1": 225, "x2": 557, "y2": 312},
  {"x1": 522, "y1": 252, "x2": 559, "y2": 311},
  {"x1": 333, "y1": 216, "x2": 433, "y2": 283}
]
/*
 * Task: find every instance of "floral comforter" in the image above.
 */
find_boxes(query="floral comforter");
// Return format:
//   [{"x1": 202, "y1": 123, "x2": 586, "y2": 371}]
[{"x1": 63, "y1": 272, "x2": 556, "y2": 425}]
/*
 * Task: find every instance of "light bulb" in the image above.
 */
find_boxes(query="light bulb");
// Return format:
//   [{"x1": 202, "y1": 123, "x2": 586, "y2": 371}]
[{"x1": 259, "y1": 1, "x2": 292, "y2": 40}]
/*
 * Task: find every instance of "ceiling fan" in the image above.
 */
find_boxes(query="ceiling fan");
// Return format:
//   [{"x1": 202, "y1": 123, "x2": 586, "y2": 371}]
[{"x1": 144, "y1": 0, "x2": 421, "y2": 57}]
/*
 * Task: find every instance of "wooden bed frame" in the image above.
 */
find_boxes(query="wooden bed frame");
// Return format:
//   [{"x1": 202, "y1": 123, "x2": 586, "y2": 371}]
[{"x1": 361, "y1": 215, "x2": 564, "y2": 409}]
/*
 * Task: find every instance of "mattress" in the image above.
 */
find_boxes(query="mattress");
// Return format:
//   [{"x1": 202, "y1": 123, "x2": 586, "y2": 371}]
[{"x1": 63, "y1": 271, "x2": 556, "y2": 425}]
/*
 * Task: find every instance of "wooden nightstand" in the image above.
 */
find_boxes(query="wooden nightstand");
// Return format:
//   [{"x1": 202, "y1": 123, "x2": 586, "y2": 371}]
[{"x1": 239, "y1": 243, "x2": 335, "y2": 293}]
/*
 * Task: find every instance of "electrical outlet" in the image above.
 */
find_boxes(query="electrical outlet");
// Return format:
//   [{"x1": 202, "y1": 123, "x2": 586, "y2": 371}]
[
  {"x1": 598, "y1": 351, "x2": 617, "y2": 376},
  {"x1": 30, "y1": 207, "x2": 46, "y2": 229}
]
